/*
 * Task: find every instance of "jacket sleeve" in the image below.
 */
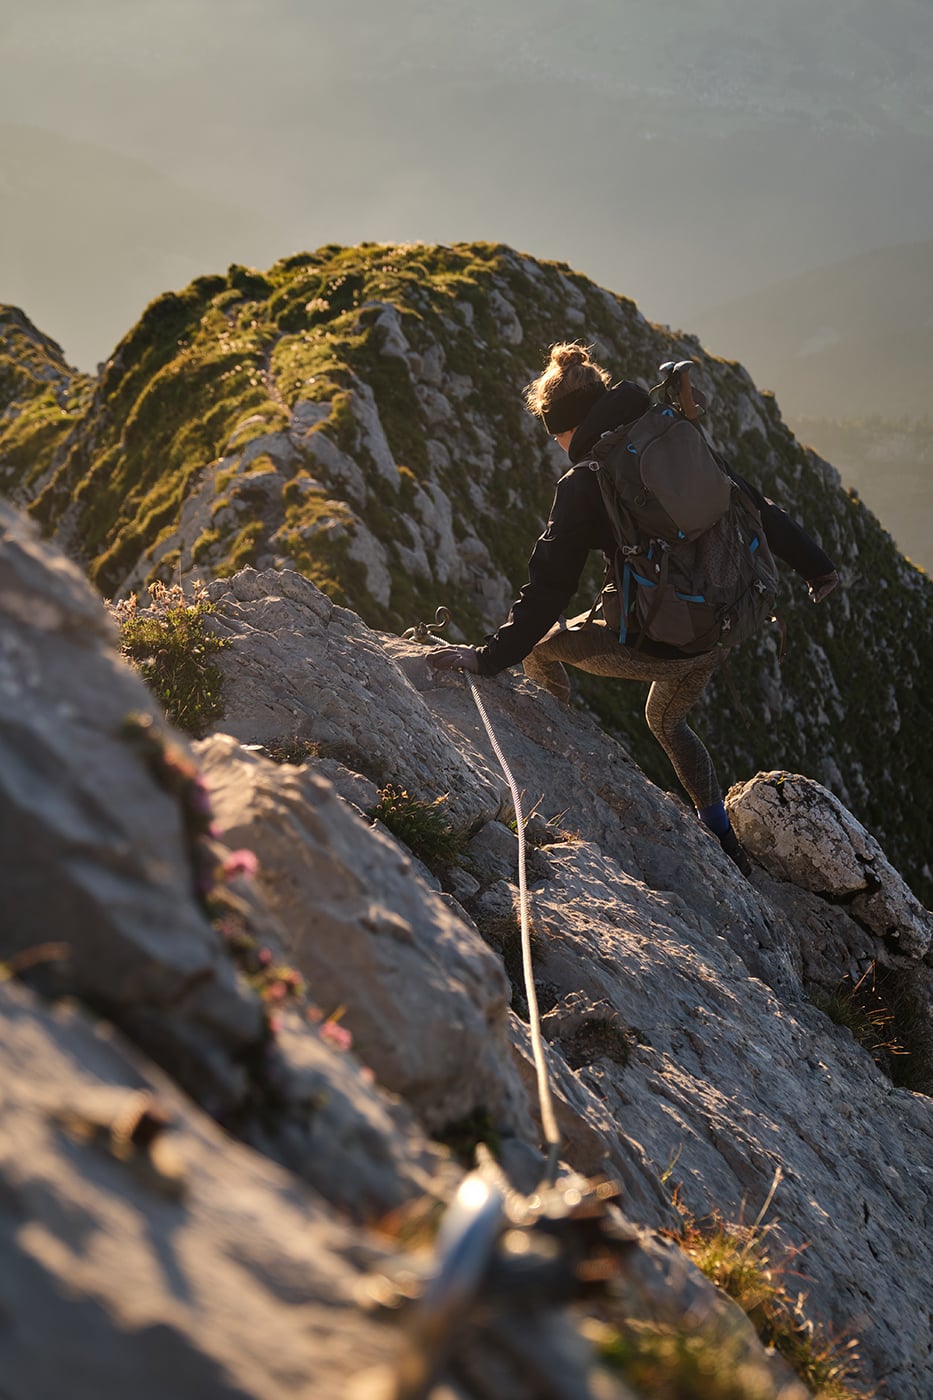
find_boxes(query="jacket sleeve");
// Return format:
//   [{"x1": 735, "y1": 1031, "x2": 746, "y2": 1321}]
[
  {"x1": 728, "y1": 467, "x2": 835, "y2": 580},
  {"x1": 475, "y1": 468, "x2": 594, "y2": 675}
]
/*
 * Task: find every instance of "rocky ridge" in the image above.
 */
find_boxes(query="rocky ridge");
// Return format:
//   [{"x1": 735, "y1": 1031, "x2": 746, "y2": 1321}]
[
  {"x1": 1, "y1": 243, "x2": 930, "y2": 908},
  {"x1": 2, "y1": 501, "x2": 932, "y2": 1398}
]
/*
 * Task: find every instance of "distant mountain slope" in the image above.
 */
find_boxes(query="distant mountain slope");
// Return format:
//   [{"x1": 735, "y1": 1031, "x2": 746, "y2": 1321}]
[
  {"x1": 1, "y1": 242, "x2": 931, "y2": 906},
  {"x1": 692, "y1": 241, "x2": 933, "y2": 420},
  {"x1": 789, "y1": 414, "x2": 933, "y2": 574}
]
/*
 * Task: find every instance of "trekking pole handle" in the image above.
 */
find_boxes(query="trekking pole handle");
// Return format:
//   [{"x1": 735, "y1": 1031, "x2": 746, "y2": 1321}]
[{"x1": 677, "y1": 364, "x2": 700, "y2": 421}]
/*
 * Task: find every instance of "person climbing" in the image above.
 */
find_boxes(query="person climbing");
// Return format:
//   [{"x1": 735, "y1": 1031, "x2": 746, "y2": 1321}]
[{"x1": 427, "y1": 342, "x2": 838, "y2": 876}]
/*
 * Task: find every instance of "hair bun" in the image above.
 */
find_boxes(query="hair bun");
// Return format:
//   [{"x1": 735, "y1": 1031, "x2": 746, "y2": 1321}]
[
  {"x1": 550, "y1": 342, "x2": 589, "y2": 370},
  {"x1": 523, "y1": 340, "x2": 610, "y2": 419}
]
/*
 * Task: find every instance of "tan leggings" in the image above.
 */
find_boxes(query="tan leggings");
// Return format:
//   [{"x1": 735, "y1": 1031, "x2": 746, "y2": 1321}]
[{"x1": 522, "y1": 616, "x2": 722, "y2": 811}]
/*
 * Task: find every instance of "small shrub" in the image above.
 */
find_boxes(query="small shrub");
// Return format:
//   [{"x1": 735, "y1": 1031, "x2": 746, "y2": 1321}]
[
  {"x1": 473, "y1": 910, "x2": 543, "y2": 1021},
  {"x1": 560, "y1": 1015, "x2": 636, "y2": 1071},
  {"x1": 369, "y1": 783, "x2": 465, "y2": 869},
  {"x1": 112, "y1": 581, "x2": 228, "y2": 736}
]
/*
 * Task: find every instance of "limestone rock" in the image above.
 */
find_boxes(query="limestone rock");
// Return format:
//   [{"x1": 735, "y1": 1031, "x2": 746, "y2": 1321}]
[
  {"x1": 194, "y1": 734, "x2": 534, "y2": 1140},
  {"x1": 3, "y1": 510, "x2": 933, "y2": 1398},
  {"x1": 0, "y1": 980, "x2": 398, "y2": 1400},
  {"x1": 203, "y1": 566, "x2": 505, "y2": 830},
  {"x1": 0, "y1": 506, "x2": 454, "y2": 1218},
  {"x1": 728, "y1": 771, "x2": 933, "y2": 958},
  {"x1": 0, "y1": 503, "x2": 263, "y2": 1117}
]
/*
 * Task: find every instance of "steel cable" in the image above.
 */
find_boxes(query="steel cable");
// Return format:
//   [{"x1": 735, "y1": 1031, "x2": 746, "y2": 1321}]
[{"x1": 465, "y1": 673, "x2": 561, "y2": 1185}]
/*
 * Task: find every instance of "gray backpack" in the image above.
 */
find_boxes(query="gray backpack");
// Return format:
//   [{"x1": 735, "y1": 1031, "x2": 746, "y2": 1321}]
[{"x1": 590, "y1": 403, "x2": 780, "y2": 654}]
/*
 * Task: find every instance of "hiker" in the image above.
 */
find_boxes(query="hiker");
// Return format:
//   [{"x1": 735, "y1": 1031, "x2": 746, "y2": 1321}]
[{"x1": 427, "y1": 342, "x2": 838, "y2": 875}]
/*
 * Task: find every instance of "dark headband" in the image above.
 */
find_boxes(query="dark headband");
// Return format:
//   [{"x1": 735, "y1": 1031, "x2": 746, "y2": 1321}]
[{"x1": 540, "y1": 383, "x2": 607, "y2": 435}]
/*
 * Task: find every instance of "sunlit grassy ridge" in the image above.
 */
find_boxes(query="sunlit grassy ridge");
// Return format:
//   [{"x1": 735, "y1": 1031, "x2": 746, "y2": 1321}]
[
  {"x1": 0, "y1": 306, "x2": 93, "y2": 494},
  {"x1": 1, "y1": 241, "x2": 932, "y2": 903}
]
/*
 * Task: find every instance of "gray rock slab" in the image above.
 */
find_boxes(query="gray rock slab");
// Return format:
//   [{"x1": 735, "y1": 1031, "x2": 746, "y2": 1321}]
[
  {"x1": 0, "y1": 505, "x2": 263, "y2": 1117},
  {"x1": 508, "y1": 836, "x2": 933, "y2": 1398},
  {"x1": 204, "y1": 567, "x2": 504, "y2": 829},
  {"x1": 195, "y1": 734, "x2": 535, "y2": 1141},
  {"x1": 0, "y1": 980, "x2": 397, "y2": 1400}
]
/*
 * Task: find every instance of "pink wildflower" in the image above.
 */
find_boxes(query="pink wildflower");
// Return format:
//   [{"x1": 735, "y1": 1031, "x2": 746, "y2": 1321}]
[
  {"x1": 223, "y1": 848, "x2": 259, "y2": 879},
  {"x1": 321, "y1": 1019, "x2": 353, "y2": 1052}
]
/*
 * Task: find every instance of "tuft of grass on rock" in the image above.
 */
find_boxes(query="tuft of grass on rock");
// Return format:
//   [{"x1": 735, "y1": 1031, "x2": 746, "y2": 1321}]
[
  {"x1": 369, "y1": 783, "x2": 466, "y2": 869},
  {"x1": 669, "y1": 1209, "x2": 871, "y2": 1399},
  {"x1": 591, "y1": 1316, "x2": 801, "y2": 1400},
  {"x1": 263, "y1": 737, "x2": 321, "y2": 766},
  {"x1": 810, "y1": 962, "x2": 933, "y2": 1095},
  {"x1": 111, "y1": 580, "x2": 228, "y2": 736}
]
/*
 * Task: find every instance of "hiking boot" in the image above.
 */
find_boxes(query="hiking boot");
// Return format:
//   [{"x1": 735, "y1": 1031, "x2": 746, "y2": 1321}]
[{"x1": 719, "y1": 826, "x2": 752, "y2": 877}]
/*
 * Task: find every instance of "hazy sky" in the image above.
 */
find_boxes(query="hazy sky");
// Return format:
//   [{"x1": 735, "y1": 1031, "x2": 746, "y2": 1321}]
[{"x1": 3, "y1": 0, "x2": 933, "y2": 371}]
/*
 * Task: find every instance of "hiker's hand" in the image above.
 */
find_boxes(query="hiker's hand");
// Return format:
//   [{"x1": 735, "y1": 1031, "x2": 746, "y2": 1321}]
[
  {"x1": 427, "y1": 645, "x2": 479, "y2": 673},
  {"x1": 808, "y1": 571, "x2": 839, "y2": 605}
]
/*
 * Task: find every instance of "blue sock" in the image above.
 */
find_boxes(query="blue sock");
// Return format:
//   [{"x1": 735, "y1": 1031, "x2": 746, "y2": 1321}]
[{"x1": 697, "y1": 801, "x2": 731, "y2": 837}]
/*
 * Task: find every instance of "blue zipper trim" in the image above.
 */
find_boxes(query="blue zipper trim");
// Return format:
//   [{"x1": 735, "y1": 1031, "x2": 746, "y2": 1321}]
[{"x1": 619, "y1": 561, "x2": 631, "y2": 644}]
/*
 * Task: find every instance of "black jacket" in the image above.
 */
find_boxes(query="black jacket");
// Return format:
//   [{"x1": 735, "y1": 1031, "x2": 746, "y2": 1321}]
[{"x1": 475, "y1": 382, "x2": 835, "y2": 675}]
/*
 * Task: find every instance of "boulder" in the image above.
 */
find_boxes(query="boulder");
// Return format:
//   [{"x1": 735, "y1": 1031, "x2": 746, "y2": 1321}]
[
  {"x1": 0, "y1": 503, "x2": 263, "y2": 1117},
  {"x1": 0, "y1": 505, "x2": 452, "y2": 1218},
  {"x1": 728, "y1": 771, "x2": 933, "y2": 958}
]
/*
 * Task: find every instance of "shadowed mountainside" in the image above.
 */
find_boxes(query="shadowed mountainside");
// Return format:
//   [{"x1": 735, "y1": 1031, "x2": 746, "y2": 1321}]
[{"x1": 787, "y1": 413, "x2": 933, "y2": 576}]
